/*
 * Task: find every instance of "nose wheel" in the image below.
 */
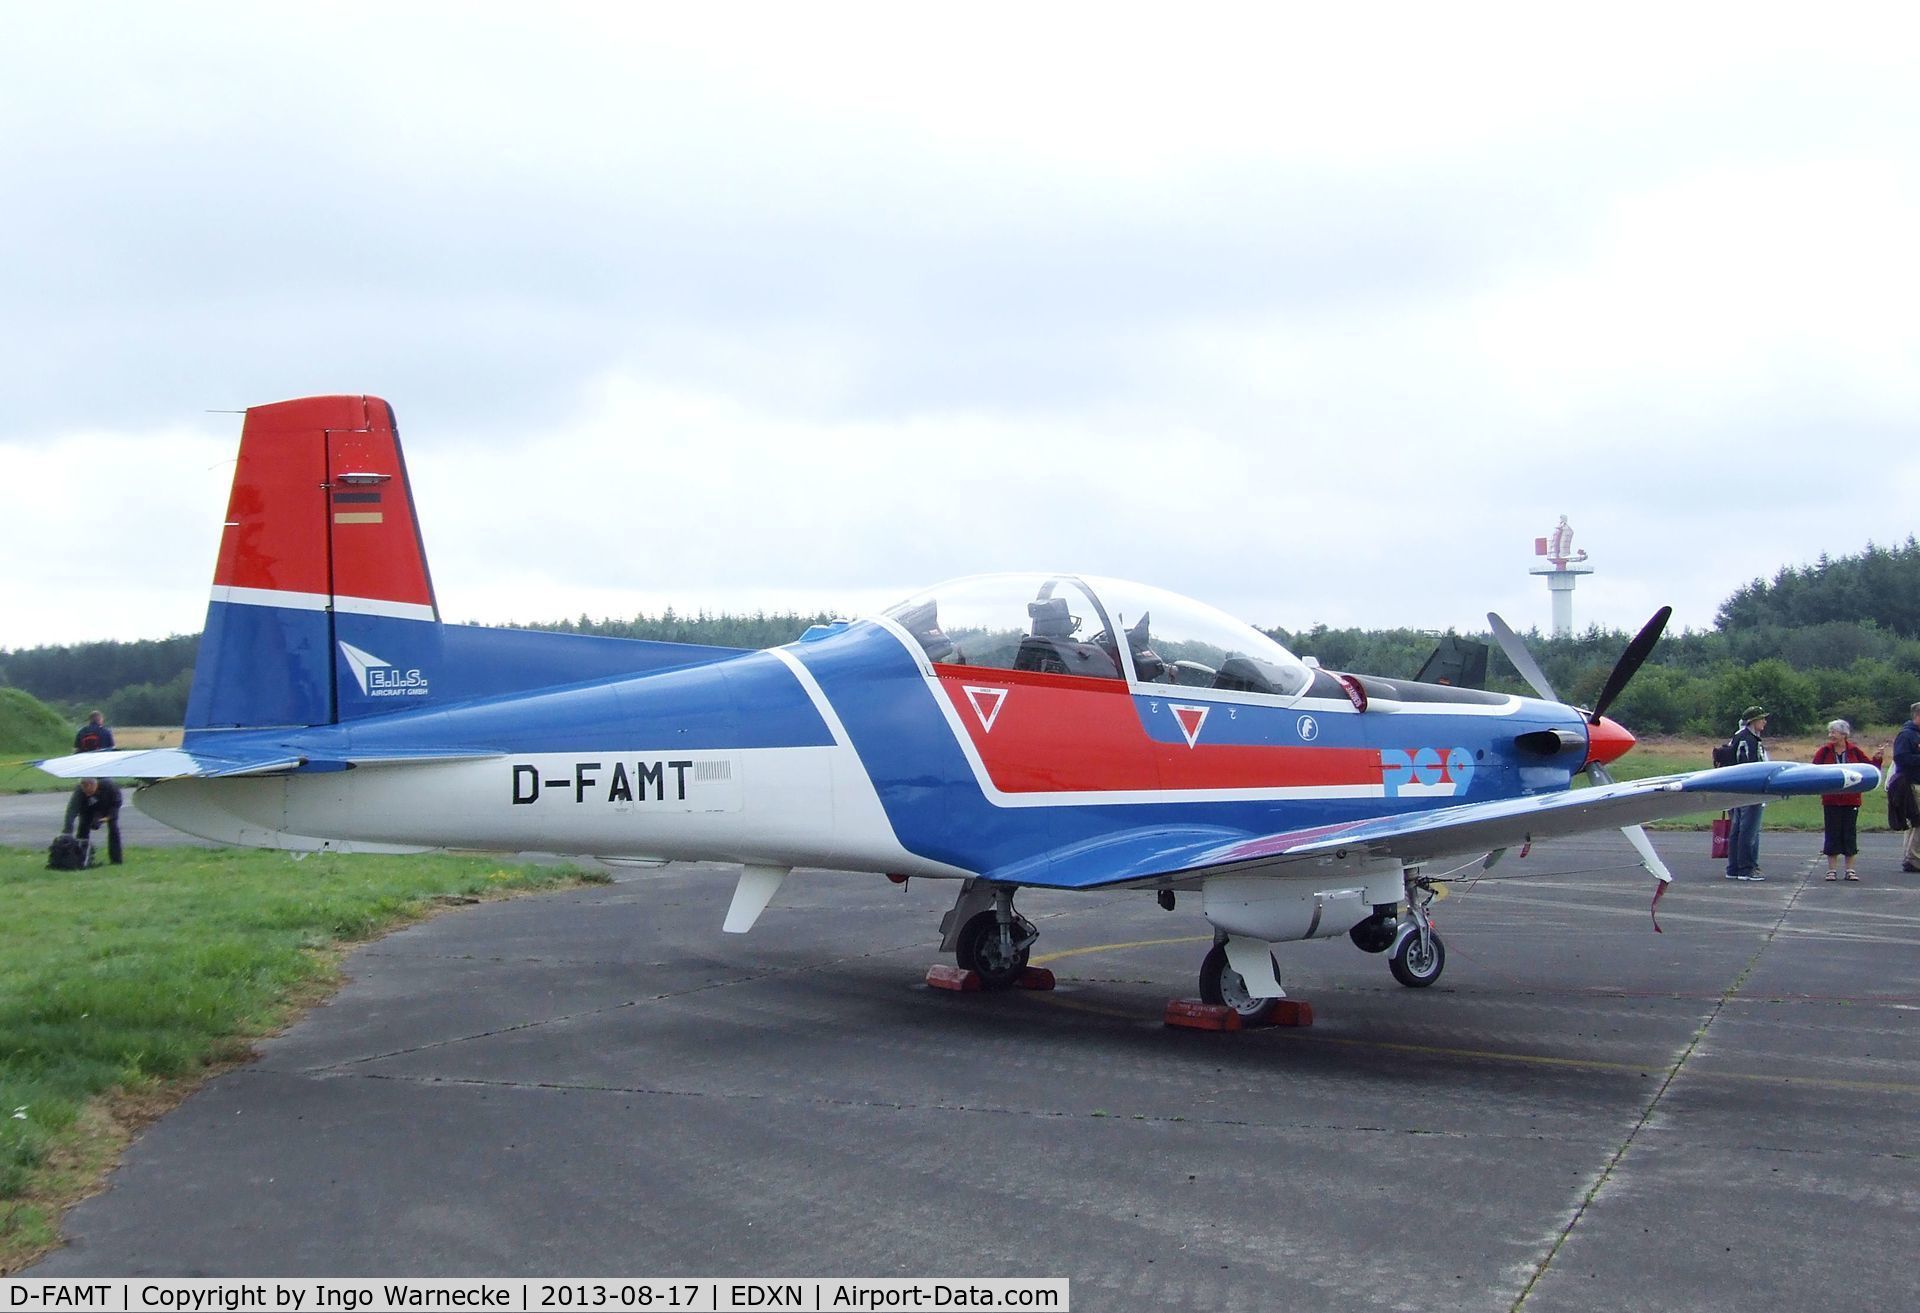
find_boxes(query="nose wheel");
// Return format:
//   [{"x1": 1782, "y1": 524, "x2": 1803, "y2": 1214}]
[
  {"x1": 1389, "y1": 927, "x2": 1445, "y2": 986},
  {"x1": 1388, "y1": 875, "x2": 1446, "y2": 987}
]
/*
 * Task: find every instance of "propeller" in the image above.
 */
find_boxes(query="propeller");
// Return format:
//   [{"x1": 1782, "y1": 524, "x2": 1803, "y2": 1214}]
[
  {"x1": 1487, "y1": 607, "x2": 1676, "y2": 921},
  {"x1": 1588, "y1": 606, "x2": 1671, "y2": 725},
  {"x1": 1486, "y1": 611, "x2": 1559, "y2": 702},
  {"x1": 1487, "y1": 606, "x2": 1671, "y2": 725}
]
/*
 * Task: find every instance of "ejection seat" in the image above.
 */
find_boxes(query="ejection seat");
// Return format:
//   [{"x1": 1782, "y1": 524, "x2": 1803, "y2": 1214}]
[
  {"x1": 1015, "y1": 597, "x2": 1119, "y2": 679},
  {"x1": 1211, "y1": 655, "x2": 1277, "y2": 694},
  {"x1": 894, "y1": 598, "x2": 955, "y2": 662}
]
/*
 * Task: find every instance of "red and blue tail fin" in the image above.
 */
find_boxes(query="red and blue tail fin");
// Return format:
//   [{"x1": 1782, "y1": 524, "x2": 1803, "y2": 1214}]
[
  {"x1": 187, "y1": 396, "x2": 438, "y2": 730},
  {"x1": 185, "y1": 395, "x2": 743, "y2": 737}
]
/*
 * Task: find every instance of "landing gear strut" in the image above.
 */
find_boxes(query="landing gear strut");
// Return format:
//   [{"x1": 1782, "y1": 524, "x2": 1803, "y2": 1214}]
[
  {"x1": 953, "y1": 886, "x2": 1037, "y2": 990},
  {"x1": 1389, "y1": 874, "x2": 1446, "y2": 987}
]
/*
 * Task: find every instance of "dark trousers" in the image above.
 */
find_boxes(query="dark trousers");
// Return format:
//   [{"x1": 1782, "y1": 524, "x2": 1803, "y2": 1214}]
[
  {"x1": 82, "y1": 815, "x2": 124, "y2": 864},
  {"x1": 1726, "y1": 804, "x2": 1763, "y2": 876}
]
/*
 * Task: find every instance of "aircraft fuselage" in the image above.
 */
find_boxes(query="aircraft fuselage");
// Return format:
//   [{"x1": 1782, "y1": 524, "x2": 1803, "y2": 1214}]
[{"x1": 142, "y1": 617, "x2": 1591, "y2": 892}]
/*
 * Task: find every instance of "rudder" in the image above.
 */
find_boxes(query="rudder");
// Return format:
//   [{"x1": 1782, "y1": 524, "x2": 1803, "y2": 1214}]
[{"x1": 185, "y1": 396, "x2": 441, "y2": 731}]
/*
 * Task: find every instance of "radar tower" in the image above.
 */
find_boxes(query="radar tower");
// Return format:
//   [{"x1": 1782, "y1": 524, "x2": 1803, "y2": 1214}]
[{"x1": 1529, "y1": 516, "x2": 1593, "y2": 638}]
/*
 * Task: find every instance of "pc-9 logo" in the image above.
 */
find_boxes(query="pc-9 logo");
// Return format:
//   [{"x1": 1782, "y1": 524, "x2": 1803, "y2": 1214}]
[{"x1": 1380, "y1": 747, "x2": 1475, "y2": 797}]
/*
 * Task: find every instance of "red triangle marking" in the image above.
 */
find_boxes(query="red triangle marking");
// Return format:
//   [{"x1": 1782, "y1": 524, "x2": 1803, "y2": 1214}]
[
  {"x1": 963, "y1": 686, "x2": 1008, "y2": 733},
  {"x1": 1171, "y1": 703, "x2": 1208, "y2": 747}
]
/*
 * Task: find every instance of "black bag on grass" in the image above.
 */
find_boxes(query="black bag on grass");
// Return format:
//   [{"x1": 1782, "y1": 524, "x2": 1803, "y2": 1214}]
[{"x1": 47, "y1": 833, "x2": 88, "y2": 870}]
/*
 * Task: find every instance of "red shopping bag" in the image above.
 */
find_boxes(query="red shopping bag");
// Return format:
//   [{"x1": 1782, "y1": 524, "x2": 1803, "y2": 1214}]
[{"x1": 1710, "y1": 814, "x2": 1730, "y2": 859}]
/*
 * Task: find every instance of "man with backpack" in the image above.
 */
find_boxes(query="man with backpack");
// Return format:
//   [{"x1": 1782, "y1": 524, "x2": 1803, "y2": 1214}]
[
  {"x1": 73, "y1": 710, "x2": 115, "y2": 752},
  {"x1": 62, "y1": 777, "x2": 124, "y2": 865},
  {"x1": 1725, "y1": 706, "x2": 1769, "y2": 881}
]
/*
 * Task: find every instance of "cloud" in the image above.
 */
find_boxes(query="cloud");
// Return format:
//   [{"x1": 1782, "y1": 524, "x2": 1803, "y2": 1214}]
[
  {"x1": 2, "y1": 5, "x2": 1917, "y2": 650},
  {"x1": 0, "y1": 426, "x2": 232, "y2": 645}
]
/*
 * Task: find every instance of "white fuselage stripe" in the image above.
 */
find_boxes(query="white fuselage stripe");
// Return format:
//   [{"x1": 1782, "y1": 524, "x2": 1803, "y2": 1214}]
[
  {"x1": 210, "y1": 585, "x2": 437, "y2": 622},
  {"x1": 767, "y1": 647, "x2": 853, "y2": 748}
]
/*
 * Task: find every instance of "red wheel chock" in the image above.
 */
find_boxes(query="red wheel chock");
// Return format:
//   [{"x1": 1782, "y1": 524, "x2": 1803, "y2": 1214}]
[
  {"x1": 1164, "y1": 999, "x2": 1243, "y2": 1030},
  {"x1": 924, "y1": 965, "x2": 1056, "y2": 992},
  {"x1": 926, "y1": 964, "x2": 981, "y2": 991},
  {"x1": 1163, "y1": 998, "x2": 1313, "y2": 1030}
]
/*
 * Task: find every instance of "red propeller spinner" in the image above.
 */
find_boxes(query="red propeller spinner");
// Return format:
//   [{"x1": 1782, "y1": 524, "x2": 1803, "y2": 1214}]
[{"x1": 1585, "y1": 715, "x2": 1637, "y2": 769}]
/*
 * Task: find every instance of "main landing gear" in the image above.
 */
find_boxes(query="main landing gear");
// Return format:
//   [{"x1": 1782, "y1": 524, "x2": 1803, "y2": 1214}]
[
  {"x1": 1198, "y1": 941, "x2": 1283, "y2": 1023},
  {"x1": 1194, "y1": 869, "x2": 1447, "y2": 1000},
  {"x1": 948, "y1": 884, "x2": 1038, "y2": 990}
]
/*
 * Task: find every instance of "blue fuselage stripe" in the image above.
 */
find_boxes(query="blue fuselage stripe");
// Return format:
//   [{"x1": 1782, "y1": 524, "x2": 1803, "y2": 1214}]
[{"x1": 792, "y1": 623, "x2": 1584, "y2": 886}]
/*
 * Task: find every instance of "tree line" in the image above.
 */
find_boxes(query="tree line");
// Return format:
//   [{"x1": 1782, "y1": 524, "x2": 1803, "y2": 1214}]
[
  {"x1": 6, "y1": 540, "x2": 1918, "y2": 734},
  {"x1": 0, "y1": 635, "x2": 198, "y2": 727},
  {"x1": 501, "y1": 608, "x2": 840, "y2": 650},
  {"x1": 1277, "y1": 620, "x2": 1920, "y2": 737}
]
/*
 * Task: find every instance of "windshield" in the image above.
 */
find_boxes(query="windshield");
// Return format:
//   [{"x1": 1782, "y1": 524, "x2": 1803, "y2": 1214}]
[
  {"x1": 881, "y1": 574, "x2": 1310, "y2": 697},
  {"x1": 1083, "y1": 576, "x2": 1311, "y2": 697},
  {"x1": 883, "y1": 574, "x2": 1121, "y2": 680}
]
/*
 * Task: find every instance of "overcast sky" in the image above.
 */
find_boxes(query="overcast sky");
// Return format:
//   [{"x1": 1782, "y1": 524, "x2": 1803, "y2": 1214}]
[{"x1": 3, "y1": 4, "x2": 1915, "y2": 652}]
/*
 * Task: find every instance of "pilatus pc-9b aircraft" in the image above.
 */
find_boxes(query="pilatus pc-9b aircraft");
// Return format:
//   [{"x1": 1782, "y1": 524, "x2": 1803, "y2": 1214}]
[{"x1": 41, "y1": 397, "x2": 1880, "y2": 1020}]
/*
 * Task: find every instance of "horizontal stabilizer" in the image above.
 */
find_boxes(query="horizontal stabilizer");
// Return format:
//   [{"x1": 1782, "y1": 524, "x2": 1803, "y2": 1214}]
[
  {"x1": 37, "y1": 746, "x2": 504, "y2": 781},
  {"x1": 35, "y1": 749, "x2": 305, "y2": 780}
]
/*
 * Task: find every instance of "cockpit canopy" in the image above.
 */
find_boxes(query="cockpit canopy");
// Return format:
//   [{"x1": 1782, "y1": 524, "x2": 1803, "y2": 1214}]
[{"x1": 881, "y1": 573, "x2": 1312, "y2": 698}]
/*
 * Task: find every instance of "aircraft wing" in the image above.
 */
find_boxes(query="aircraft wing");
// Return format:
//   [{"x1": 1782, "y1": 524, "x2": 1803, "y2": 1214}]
[
  {"x1": 35, "y1": 746, "x2": 502, "y2": 780},
  {"x1": 1029, "y1": 761, "x2": 1881, "y2": 890}
]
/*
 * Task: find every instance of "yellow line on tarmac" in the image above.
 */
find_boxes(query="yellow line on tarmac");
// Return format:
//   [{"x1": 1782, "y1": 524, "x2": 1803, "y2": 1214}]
[
  {"x1": 1028, "y1": 938, "x2": 1920, "y2": 1094},
  {"x1": 1031, "y1": 934, "x2": 1212, "y2": 966},
  {"x1": 1302, "y1": 1034, "x2": 1661, "y2": 1075}
]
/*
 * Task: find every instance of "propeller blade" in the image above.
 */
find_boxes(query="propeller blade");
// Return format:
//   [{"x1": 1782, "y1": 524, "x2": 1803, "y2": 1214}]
[
  {"x1": 1620, "y1": 822, "x2": 1673, "y2": 884},
  {"x1": 1486, "y1": 612, "x2": 1559, "y2": 702},
  {"x1": 1589, "y1": 761, "x2": 1673, "y2": 881},
  {"x1": 1589, "y1": 606, "x2": 1672, "y2": 724},
  {"x1": 1590, "y1": 759, "x2": 1673, "y2": 931}
]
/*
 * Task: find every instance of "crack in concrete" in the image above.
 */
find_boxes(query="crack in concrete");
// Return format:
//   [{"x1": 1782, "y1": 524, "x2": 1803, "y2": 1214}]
[{"x1": 1509, "y1": 861, "x2": 1822, "y2": 1310}]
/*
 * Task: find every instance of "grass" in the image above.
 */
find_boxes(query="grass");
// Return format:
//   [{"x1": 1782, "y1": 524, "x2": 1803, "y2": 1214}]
[
  {"x1": 0, "y1": 761, "x2": 67, "y2": 796},
  {"x1": 0, "y1": 844, "x2": 609, "y2": 1272},
  {"x1": 0, "y1": 691, "x2": 71, "y2": 792},
  {"x1": 0, "y1": 690, "x2": 68, "y2": 759}
]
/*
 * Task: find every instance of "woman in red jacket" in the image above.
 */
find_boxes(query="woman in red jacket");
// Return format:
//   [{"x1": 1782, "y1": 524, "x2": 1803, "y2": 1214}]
[{"x1": 1813, "y1": 719, "x2": 1886, "y2": 881}]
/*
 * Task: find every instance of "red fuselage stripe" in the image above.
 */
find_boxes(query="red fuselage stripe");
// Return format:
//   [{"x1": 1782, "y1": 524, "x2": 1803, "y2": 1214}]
[{"x1": 933, "y1": 669, "x2": 1380, "y2": 794}]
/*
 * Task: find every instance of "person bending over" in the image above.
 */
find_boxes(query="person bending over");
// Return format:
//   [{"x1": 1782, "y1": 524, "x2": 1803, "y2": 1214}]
[{"x1": 63, "y1": 776, "x2": 124, "y2": 865}]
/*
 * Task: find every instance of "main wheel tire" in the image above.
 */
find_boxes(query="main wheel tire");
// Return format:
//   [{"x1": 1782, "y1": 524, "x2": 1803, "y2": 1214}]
[
  {"x1": 1389, "y1": 928, "x2": 1445, "y2": 987},
  {"x1": 955, "y1": 910, "x2": 1031, "y2": 990},
  {"x1": 1198, "y1": 943, "x2": 1280, "y2": 1022}
]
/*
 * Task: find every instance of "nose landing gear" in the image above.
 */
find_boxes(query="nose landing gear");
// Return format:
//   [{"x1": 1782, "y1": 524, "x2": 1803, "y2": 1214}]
[{"x1": 1388, "y1": 875, "x2": 1446, "y2": 987}]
